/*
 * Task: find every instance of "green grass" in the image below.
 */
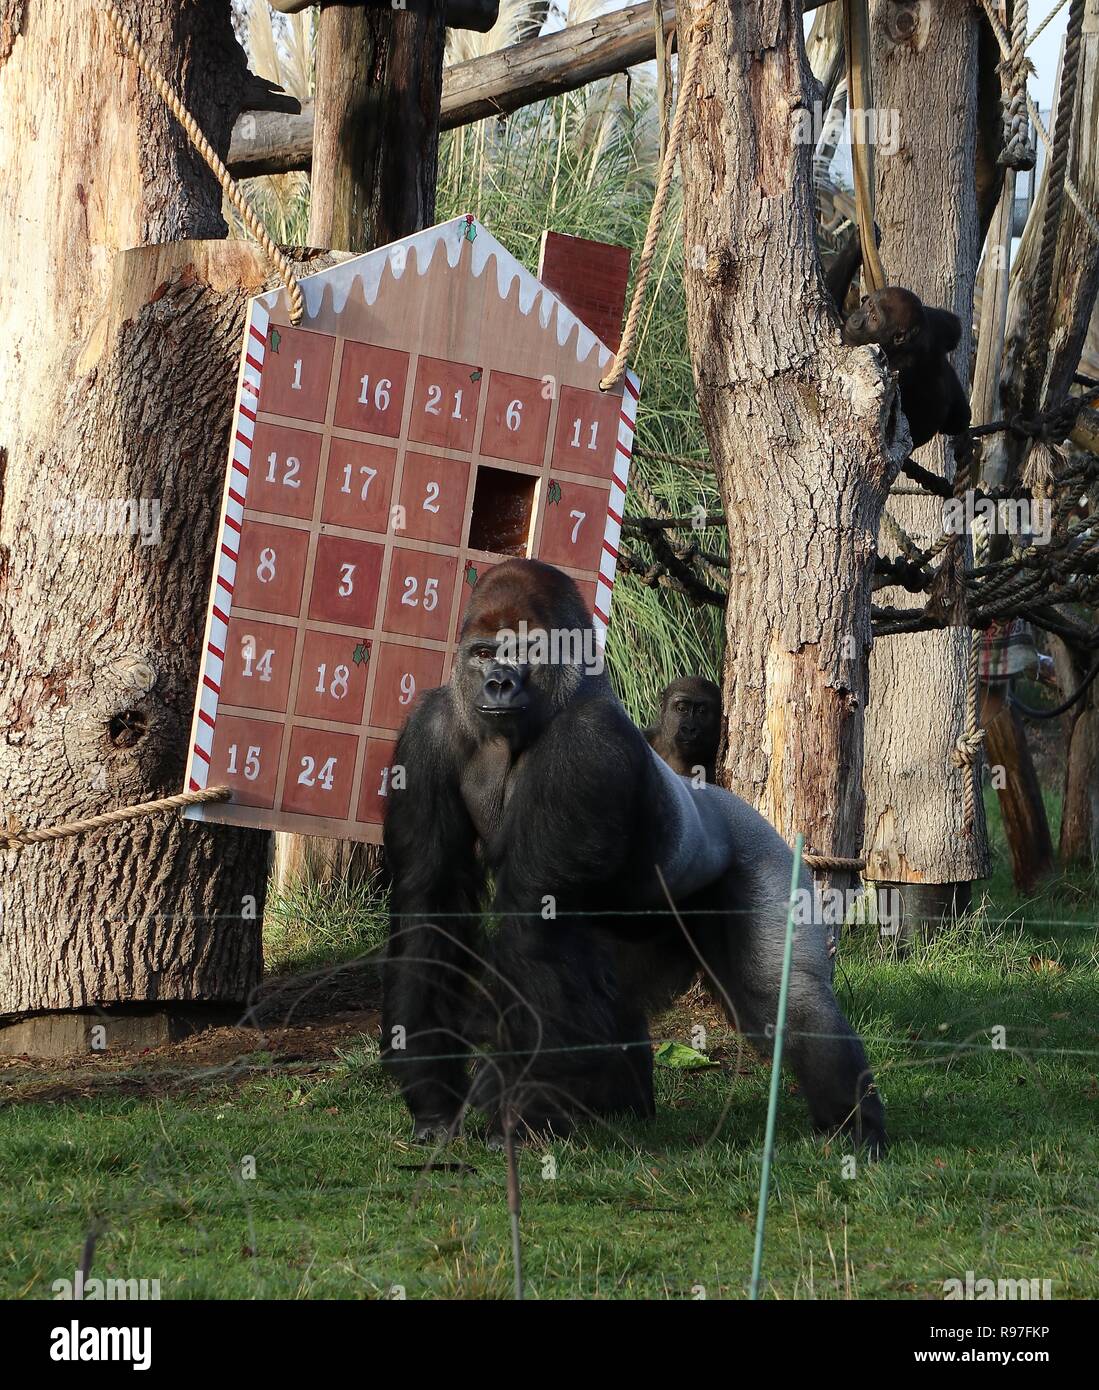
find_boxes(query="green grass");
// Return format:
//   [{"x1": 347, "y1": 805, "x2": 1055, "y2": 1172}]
[{"x1": 4, "y1": 791, "x2": 1097, "y2": 1300}]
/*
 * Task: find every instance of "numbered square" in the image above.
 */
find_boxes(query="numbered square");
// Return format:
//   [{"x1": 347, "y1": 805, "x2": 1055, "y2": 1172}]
[
  {"x1": 247, "y1": 423, "x2": 322, "y2": 520},
  {"x1": 356, "y1": 737, "x2": 400, "y2": 824},
  {"x1": 208, "y1": 715, "x2": 283, "y2": 808},
  {"x1": 393, "y1": 451, "x2": 470, "y2": 546},
  {"x1": 369, "y1": 642, "x2": 445, "y2": 732},
  {"x1": 408, "y1": 355, "x2": 481, "y2": 452},
  {"x1": 233, "y1": 520, "x2": 311, "y2": 617},
  {"x1": 536, "y1": 479, "x2": 610, "y2": 572},
  {"x1": 550, "y1": 384, "x2": 622, "y2": 479},
  {"x1": 479, "y1": 371, "x2": 552, "y2": 466},
  {"x1": 281, "y1": 726, "x2": 359, "y2": 819},
  {"x1": 334, "y1": 341, "x2": 409, "y2": 437},
  {"x1": 219, "y1": 617, "x2": 296, "y2": 713},
  {"x1": 294, "y1": 629, "x2": 371, "y2": 723},
  {"x1": 382, "y1": 548, "x2": 457, "y2": 641},
  {"x1": 257, "y1": 326, "x2": 335, "y2": 423},
  {"x1": 307, "y1": 535, "x2": 384, "y2": 627},
  {"x1": 321, "y1": 438, "x2": 397, "y2": 532}
]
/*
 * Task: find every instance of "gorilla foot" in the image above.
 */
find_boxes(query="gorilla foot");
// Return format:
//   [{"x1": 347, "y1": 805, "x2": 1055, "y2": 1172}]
[{"x1": 410, "y1": 1115, "x2": 462, "y2": 1145}]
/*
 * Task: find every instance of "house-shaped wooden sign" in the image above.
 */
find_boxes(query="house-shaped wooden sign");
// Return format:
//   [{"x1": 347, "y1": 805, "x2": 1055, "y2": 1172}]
[{"x1": 183, "y1": 216, "x2": 640, "y2": 844}]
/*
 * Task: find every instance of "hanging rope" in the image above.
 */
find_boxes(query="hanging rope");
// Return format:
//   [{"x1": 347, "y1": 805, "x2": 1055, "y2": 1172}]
[
  {"x1": 999, "y1": 0, "x2": 1037, "y2": 170},
  {"x1": 1020, "y1": 0, "x2": 1087, "y2": 418},
  {"x1": 842, "y1": 0, "x2": 887, "y2": 293},
  {"x1": 600, "y1": 4, "x2": 713, "y2": 390},
  {"x1": 980, "y1": 0, "x2": 1099, "y2": 242},
  {"x1": 952, "y1": 631, "x2": 987, "y2": 836},
  {"x1": 100, "y1": 0, "x2": 304, "y2": 325},
  {"x1": 1, "y1": 787, "x2": 231, "y2": 852}
]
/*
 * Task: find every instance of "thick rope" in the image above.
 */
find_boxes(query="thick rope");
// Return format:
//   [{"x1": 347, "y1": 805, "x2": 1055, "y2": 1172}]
[
  {"x1": 952, "y1": 630, "x2": 987, "y2": 836},
  {"x1": 100, "y1": 0, "x2": 304, "y2": 325},
  {"x1": 804, "y1": 852, "x2": 867, "y2": 872},
  {"x1": 1000, "y1": 0, "x2": 1037, "y2": 170},
  {"x1": 600, "y1": 5, "x2": 713, "y2": 390},
  {"x1": 980, "y1": 0, "x2": 1099, "y2": 242},
  {"x1": 1029, "y1": 0, "x2": 1072, "y2": 48},
  {"x1": 1, "y1": 787, "x2": 231, "y2": 851},
  {"x1": 1021, "y1": 0, "x2": 1086, "y2": 417}
]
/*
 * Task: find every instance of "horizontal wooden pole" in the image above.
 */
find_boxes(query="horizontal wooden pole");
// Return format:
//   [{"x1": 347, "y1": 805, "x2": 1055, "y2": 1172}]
[
  {"x1": 230, "y1": 0, "x2": 835, "y2": 177},
  {"x1": 232, "y1": 3, "x2": 670, "y2": 176}
]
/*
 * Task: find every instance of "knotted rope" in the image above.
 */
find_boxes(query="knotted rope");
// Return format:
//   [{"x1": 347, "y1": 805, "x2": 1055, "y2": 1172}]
[
  {"x1": 999, "y1": 0, "x2": 1037, "y2": 171},
  {"x1": 1, "y1": 787, "x2": 231, "y2": 852},
  {"x1": 600, "y1": 4, "x2": 713, "y2": 390}
]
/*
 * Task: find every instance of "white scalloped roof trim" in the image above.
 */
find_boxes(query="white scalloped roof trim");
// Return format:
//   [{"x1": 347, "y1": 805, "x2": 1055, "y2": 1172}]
[{"x1": 260, "y1": 216, "x2": 613, "y2": 370}]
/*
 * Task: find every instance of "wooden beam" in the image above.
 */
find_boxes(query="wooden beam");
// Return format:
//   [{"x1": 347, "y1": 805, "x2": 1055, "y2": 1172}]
[{"x1": 308, "y1": 2, "x2": 445, "y2": 250}]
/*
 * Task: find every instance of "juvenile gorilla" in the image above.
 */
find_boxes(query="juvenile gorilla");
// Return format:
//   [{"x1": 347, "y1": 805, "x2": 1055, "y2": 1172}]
[
  {"x1": 646, "y1": 676, "x2": 721, "y2": 784},
  {"x1": 842, "y1": 286, "x2": 970, "y2": 448},
  {"x1": 382, "y1": 560, "x2": 886, "y2": 1154}
]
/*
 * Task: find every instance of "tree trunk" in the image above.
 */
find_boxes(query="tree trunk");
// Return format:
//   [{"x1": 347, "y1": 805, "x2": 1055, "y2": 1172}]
[
  {"x1": 679, "y1": 2, "x2": 906, "y2": 897},
  {"x1": 862, "y1": 0, "x2": 991, "y2": 904},
  {"x1": 980, "y1": 684, "x2": 1055, "y2": 892},
  {"x1": 0, "y1": 1, "x2": 269, "y2": 1035},
  {"x1": 1052, "y1": 637, "x2": 1099, "y2": 867},
  {"x1": 307, "y1": 1, "x2": 446, "y2": 251}
]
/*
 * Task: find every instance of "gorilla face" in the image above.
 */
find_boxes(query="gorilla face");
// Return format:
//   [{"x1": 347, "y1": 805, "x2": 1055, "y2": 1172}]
[
  {"x1": 453, "y1": 560, "x2": 595, "y2": 749},
  {"x1": 842, "y1": 286, "x2": 928, "y2": 356}
]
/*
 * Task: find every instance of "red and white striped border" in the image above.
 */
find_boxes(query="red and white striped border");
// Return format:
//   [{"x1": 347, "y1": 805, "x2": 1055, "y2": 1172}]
[
  {"x1": 185, "y1": 300, "x2": 271, "y2": 792},
  {"x1": 594, "y1": 367, "x2": 640, "y2": 641}
]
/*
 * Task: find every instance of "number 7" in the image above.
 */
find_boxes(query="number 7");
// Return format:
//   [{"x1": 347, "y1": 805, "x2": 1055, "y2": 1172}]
[{"x1": 569, "y1": 510, "x2": 586, "y2": 544}]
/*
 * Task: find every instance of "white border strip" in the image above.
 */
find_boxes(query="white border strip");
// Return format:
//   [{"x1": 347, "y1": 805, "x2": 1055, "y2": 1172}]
[
  {"x1": 593, "y1": 367, "x2": 641, "y2": 644},
  {"x1": 183, "y1": 299, "x2": 270, "y2": 795}
]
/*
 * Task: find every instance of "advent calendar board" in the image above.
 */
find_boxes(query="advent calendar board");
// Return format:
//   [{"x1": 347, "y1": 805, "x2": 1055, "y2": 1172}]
[{"x1": 183, "y1": 216, "x2": 640, "y2": 843}]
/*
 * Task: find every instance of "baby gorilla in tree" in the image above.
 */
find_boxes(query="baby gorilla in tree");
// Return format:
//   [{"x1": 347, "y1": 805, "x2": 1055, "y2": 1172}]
[
  {"x1": 382, "y1": 559, "x2": 886, "y2": 1154},
  {"x1": 646, "y1": 676, "x2": 721, "y2": 784},
  {"x1": 842, "y1": 287, "x2": 971, "y2": 448}
]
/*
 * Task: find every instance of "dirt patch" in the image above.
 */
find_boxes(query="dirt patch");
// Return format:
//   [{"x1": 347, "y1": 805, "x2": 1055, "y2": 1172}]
[{"x1": 0, "y1": 1011, "x2": 380, "y2": 1105}]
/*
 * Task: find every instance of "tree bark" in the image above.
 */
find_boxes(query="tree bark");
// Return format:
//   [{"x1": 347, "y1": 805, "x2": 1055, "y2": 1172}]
[
  {"x1": 307, "y1": 1, "x2": 446, "y2": 250},
  {"x1": 679, "y1": 1, "x2": 906, "y2": 893},
  {"x1": 0, "y1": 1, "x2": 269, "y2": 1027},
  {"x1": 862, "y1": 0, "x2": 991, "y2": 894}
]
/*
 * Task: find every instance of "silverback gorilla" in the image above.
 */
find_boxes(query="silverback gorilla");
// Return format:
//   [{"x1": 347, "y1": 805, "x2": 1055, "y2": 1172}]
[
  {"x1": 646, "y1": 676, "x2": 722, "y2": 784},
  {"x1": 842, "y1": 287, "x2": 970, "y2": 449},
  {"x1": 382, "y1": 560, "x2": 886, "y2": 1154}
]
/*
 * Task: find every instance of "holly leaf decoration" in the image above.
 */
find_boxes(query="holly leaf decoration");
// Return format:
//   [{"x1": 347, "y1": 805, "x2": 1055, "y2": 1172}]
[
  {"x1": 547, "y1": 480, "x2": 562, "y2": 506},
  {"x1": 269, "y1": 327, "x2": 282, "y2": 354},
  {"x1": 464, "y1": 217, "x2": 478, "y2": 243},
  {"x1": 352, "y1": 641, "x2": 371, "y2": 666},
  {"x1": 470, "y1": 369, "x2": 482, "y2": 383},
  {"x1": 465, "y1": 563, "x2": 478, "y2": 587}
]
